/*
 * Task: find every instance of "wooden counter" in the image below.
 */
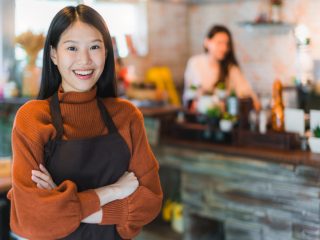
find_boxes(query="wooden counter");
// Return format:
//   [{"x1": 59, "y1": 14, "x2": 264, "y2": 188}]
[
  {"x1": 160, "y1": 137, "x2": 320, "y2": 167},
  {"x1": 153, "y1": 138, "x2": 320, "y2": 240},
  {"x1": 0, "y1": 158, "x2": 11, "y2": 240},
  {"x1": 0, "y1": 158, "x2": 11, "y2": 193},
  {"x1": 0, "y1": 177, "x2": 11, "y2": 193},
  {"x1": 140, "y1": 105, "x2": 181, "y2": 117}
]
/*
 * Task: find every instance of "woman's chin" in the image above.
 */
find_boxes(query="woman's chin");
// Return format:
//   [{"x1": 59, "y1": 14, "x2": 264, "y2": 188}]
[{"x1": 216, "y1": 55, "x2": 226, "y2": 61}]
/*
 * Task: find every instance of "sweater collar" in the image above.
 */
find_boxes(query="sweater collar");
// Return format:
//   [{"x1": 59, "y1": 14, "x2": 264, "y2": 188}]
[{"x1": 58, "y1": 84, "x2": 98, "y2": 104}]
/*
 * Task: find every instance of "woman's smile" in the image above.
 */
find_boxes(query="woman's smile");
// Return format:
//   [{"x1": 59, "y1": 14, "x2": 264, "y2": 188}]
[{"x1": 73, "y1": 69, "x2": 95, "y2": 80}]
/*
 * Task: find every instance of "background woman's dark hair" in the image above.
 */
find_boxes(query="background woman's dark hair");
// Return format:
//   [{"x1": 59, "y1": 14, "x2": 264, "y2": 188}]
[
  {"x1": 205, "y1": 25, "x2": 239, "y2": 87},
  {"x1": 38, "y1": 4, "x2": 117, "y2": 99}
]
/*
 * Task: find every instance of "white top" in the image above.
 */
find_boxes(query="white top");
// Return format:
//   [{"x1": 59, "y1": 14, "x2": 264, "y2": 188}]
[{"x1": 183, "y1": 53, "x2": 258, "y2": 105}]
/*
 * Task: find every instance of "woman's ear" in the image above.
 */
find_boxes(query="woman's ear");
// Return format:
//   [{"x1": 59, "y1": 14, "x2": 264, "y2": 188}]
[{"x1": 50, "y1": 46, "x2": 57, "y2": 65}]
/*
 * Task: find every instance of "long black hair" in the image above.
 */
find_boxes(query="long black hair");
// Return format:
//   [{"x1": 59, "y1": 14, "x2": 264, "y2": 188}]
[
  {"x1": 38, "y1": 4, "x2": 117, "y2": 99},
  {"x1": 205, "y1": 25, "x2": 239, "y2": 87}
]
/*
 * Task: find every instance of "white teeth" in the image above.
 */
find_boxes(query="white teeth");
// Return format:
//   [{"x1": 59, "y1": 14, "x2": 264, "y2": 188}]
[{"x1": 74, "y1": 70, "x2": 93, "y2": 76}]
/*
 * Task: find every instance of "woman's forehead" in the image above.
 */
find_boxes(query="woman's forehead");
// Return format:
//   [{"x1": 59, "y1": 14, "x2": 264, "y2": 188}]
[
  {"x1": 211, "y1": 32, "x2": 229, "y2": 40},
  {"x1": 59, "y1": 21, "x2": 104, "y2": 43}
]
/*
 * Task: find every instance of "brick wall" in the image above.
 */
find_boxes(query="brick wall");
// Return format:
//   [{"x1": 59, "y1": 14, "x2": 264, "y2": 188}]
[
  {"x1": 188, "y1": 0, "x2": 320, "y2": 95},
  {"x1": 125, "y1": 0, "x2": 320, "y2": 96},
  {"x1": 124, "y1": 1, "x2": 189, "y2": 88}
]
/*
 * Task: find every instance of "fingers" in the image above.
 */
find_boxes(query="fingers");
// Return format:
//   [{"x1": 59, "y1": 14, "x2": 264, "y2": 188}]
[
  {"x1": 124, "y1": 172, "x2": 138, "y2": 184},
  {"x1": 126, "y1": 172, "x2": 136, "y2": 178},
  {"x1": 31, "y1": 174, "x2": 53, "y2": 190},
  {"x1": 37, "y1": 183, "x2": 45, "y2": 189},
  {"x1": 32, "y1": 170, "x2": 50, "y2": 182},
  {"x1": 32, "y1": 168, "x2": 57, "y2": 189},
  {"x1": 127, "y1": 172, "x2": 139, "y2": 187},
  {"x1": 123, "y1": 171, "x2": 136, "y2": 176},
  {"x1": 39, "y1": 164, "x2": 57, "y2": 188},
  {"x1": 117, "y1": 171, "x2": 139, "y2": 187},
  {"x1": 120, "y1": 171, "x2": 137, "y2": 180},
  {"x1": 128, "y1": 172, "x2": 138, "y2": 180},
  {"x1": 39, "y1": 164, "x2": 50, "y2": 176}
]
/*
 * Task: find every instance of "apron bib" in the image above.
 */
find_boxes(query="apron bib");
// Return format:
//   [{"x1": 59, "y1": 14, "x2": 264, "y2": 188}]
[{"x1": 44, "y1": 92, "x2": 131, "y2": 240}]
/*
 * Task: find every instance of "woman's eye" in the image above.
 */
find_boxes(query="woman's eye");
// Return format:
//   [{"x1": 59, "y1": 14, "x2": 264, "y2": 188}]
[
  {"x1": 90, "y1": 45, "x2": 100, "y2": 50},
  {"x1": 67, "y1": 46, "x2": 77, "y2": 51}
]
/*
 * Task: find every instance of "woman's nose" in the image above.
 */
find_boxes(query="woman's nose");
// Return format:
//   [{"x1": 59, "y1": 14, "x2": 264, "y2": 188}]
[{"x1": 77, "y1": 49, "x2": 92, "y2": 65}]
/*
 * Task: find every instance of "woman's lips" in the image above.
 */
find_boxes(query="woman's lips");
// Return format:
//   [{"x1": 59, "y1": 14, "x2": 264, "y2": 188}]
[{"x1": 73, "y1": 70, "x2": 94, "y2": 80}]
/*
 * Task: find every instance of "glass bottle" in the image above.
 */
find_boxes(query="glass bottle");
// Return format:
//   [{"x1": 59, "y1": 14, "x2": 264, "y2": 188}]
[
  {"x1": 227, "y1": 90, "x2": 238, "y2": 117},
  {"x1": 271, "y1": 79, "x2": 284, "y2": 131}
]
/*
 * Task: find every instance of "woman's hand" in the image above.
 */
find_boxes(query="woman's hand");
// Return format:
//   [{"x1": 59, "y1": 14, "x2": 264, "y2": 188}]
[
  {"x1": 95, "y1": 171, "x2": 139, "y2": 206},
  {"x1": 111, "y1": 171, "x2": 139, "y2": 199},
  {"x1": 81, "y1": 209, "x2": 103, "y2": 224},
  {"x1": 31, "y1": 164, "x2": 57, "y2": 190}
]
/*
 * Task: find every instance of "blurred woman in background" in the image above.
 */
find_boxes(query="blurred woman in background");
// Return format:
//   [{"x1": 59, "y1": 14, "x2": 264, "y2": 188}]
[{"x1": 183, "y1": 25, "x2": 260, "y2": 111}]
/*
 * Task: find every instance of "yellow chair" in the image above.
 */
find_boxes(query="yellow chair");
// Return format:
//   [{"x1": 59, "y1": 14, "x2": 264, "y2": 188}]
[{"x1": 145, "y1": 67, "x2": 181, "y2": 106}]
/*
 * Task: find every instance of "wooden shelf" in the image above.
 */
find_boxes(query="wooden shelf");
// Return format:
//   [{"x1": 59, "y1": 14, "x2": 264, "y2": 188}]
[
  {"x1": 0, "y1": 158, "x2": 11, "y2": 193},
  {"x1": 237, "y1": 21, "x2": 295, "y2": 30},
  {"x1": 0, "y1": 97, "x2": 30, "y2": 105}
]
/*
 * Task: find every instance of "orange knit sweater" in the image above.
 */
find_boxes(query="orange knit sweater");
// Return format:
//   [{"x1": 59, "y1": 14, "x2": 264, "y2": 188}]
[{"x1": 7, "y1": 85, "x2": 163, "y2": 240}]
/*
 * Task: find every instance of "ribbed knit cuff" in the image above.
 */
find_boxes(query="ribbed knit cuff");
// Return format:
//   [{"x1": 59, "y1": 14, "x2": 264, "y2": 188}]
[
  {"x1": 100, "y1": 198, "x2": 128, "y2": 225},
  {"x1": 78, "y1": 189, "x2": 101, "y2": 219}
]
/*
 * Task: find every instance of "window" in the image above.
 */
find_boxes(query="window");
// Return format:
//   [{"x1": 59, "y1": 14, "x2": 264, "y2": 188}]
[
  {"x1": 15, "y1": 0, "x2": 78, "y2": 63},
  {"x1": 15, "y1": 0, "x2": 148, "y2": 64},
  {"x1": 93, "y1": 1, "x2": 148, "y2": 57}
]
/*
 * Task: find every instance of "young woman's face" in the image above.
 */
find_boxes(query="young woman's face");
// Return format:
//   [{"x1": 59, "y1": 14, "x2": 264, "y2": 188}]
[
  {"x1": 50, "y1": 21, "x2": 106, "y2": 92},
  {"x1": 204, "y1": 32, "x2": 230, "y2": 61}
]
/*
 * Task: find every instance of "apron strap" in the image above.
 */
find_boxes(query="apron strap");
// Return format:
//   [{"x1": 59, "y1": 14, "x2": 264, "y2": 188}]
[
  {"x1": 97, "y1": 98, "x2": 118, "y2": 134},
  {"x1": 50, "y1": 92, "x2": 64, "y2": 140},
  {"x1": 49, "y1": 92, "x2": 118, "y2": 139}
]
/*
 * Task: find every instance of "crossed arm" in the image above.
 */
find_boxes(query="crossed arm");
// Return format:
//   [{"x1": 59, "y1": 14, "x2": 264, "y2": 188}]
[{"x1": 31, "y1": 164, "x2": 139, "y2": 223}]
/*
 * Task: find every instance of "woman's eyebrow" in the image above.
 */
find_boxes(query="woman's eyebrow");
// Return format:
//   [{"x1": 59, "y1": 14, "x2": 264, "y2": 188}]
[
  {"x1": 62, "y1": 40, "x2": 78, "y2": 44},
  {"x1": 62, "y1": 39, "x2": 103, "y2": 44},
  {"x1": 91, "y1": 39, "x2": 103, "y2": 43}
]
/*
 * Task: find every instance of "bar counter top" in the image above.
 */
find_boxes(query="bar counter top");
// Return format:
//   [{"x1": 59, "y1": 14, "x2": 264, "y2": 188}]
[
  {"x1": 156, "y1": 137, "x2": 320, "y2": 168},
  {"x1": 0, "y1": 159, "x2": 11, "y2": 193},
  {"x1": 138, "y1": 105, "x2": 320, "y2": 168}
]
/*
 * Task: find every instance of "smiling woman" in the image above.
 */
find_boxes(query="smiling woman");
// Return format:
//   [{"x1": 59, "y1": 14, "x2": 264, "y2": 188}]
[
  {"x1": 50, "y1": 21, "x2": 107, "y2": 93},
  {"x1": 7, "y1": 4, "x2": 162, "y2": 240}
]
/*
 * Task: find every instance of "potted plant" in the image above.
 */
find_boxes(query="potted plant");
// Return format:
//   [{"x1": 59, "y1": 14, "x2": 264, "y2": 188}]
[
  {"x1": 183, "y1": 84, "x2": 198, "y2": 110},
  {"x1": 197, "y1": 91, "x2": 214, "y2": 116},
  {"x1": 309, "y1": 125, "x2": 320, "y2": 154},
  {"x1": 15, "y1": 31, "x2": 45, "y2": 97},
  {"x1": 215, "y1": 82, "x2": 226, "y2": 100},
  {"x1": 206, "y1": 106, "x2": 221, "y2": 128},
  {"x1": 220, "y1": 112, "x2": 236, "y2": 132}
]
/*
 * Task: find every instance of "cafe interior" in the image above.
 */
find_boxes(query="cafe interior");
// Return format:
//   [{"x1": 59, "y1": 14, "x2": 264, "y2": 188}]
[{"x1": 1, "y1": 0, "x2": 320, "y2": 239}]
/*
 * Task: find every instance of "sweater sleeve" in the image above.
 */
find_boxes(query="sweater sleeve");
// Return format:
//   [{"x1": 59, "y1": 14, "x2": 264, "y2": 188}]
[
  {"x1": 100, "y1": 108, "x2": 163, "y2": 239},
  {"x1": 7, "y1": 123, "x2": 100, "y2": 239}
]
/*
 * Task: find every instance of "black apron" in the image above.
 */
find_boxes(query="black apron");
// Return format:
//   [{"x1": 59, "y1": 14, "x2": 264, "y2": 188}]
[{"x1": 44, "y1": 92, "x2": 131, "y2": 240}]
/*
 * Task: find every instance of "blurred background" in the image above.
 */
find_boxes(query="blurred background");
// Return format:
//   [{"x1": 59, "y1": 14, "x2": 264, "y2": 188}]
[{"x1": 2, "y1": 0, "x2": 320, "y2": 239}]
